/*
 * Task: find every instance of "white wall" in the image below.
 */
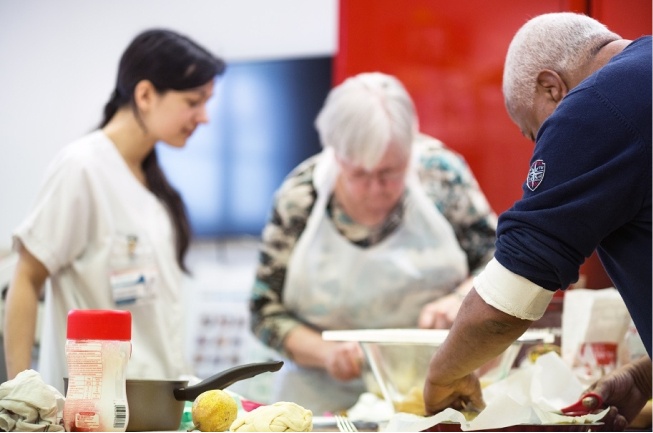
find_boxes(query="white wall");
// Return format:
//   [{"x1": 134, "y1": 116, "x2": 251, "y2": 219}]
[{"x1": 0, "y1": 0, "x2": 338, "y2": 251}]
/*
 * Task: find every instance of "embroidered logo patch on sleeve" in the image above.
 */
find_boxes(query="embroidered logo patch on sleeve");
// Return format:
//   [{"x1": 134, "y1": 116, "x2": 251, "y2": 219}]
[{"x1": 527, "y1": 160, "x2": 546, "y2": 191}]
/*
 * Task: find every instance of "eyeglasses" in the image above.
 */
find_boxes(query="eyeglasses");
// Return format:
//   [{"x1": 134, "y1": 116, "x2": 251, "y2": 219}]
[{"x1": 338, "y1": 160, "x2": 407, "y2": 185}]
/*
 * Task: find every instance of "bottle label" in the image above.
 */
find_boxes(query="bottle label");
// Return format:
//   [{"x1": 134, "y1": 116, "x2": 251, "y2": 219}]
[
  {"x1": 66, "y1": 342, "x2": 103, "y2": 400},
  {"x1": 64, "y1": 340, "x2": 130, "y2": 432},
  {"x1": 113, "y1": 404, "x2": 127, "y2": 429},
  {"x1": 75, "y1": 411, "x2": 100, "y2": 430}
]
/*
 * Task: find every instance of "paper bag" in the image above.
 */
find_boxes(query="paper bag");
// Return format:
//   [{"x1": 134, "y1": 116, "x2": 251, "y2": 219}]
[{"x1": 561, "y1": 288, "x2": 631, "y2": 387}]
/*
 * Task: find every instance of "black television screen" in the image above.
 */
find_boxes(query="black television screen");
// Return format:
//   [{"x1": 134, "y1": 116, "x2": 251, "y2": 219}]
[{"x1": 158, "y1": 56, "x2": 332, "y2": 238}]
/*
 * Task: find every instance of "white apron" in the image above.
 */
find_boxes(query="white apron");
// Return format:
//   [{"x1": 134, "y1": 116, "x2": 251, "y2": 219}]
[{"x1": 272, "y1": 149, "x2": 468, "y2": 414}]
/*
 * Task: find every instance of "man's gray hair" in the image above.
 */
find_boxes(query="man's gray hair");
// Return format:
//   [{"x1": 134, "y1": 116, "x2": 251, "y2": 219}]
[
  {"x1": 315, "y1": 72, "x2": 418, "y2": 170},
  {"x1": 503, "y1": 12, "x2": 620, "y2": 115}
]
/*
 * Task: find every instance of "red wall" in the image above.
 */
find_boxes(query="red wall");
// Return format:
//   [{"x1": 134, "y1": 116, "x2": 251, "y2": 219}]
[{"x1": 335, "y1": 0, "x2": 651, "y2": 288}]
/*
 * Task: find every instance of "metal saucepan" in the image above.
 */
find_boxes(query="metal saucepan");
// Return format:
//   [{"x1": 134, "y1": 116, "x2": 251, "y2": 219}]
[{"x1": 64, "y1": 360, "x2": 283, "y2": 431}]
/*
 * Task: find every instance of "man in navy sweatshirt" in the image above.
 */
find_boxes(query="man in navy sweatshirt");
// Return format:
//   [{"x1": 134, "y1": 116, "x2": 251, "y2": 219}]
[{"x1": 423, "y1": 12, "x2": 651, "y2": 431}]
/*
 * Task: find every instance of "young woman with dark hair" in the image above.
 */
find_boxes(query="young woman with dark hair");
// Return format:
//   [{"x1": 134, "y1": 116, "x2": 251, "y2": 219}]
[{"x1": 4, "y1": 28, "x2": 225, "y2": 391}]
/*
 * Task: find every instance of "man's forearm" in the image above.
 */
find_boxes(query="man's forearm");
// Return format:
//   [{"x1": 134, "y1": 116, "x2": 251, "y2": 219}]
[{"x1": 426, "y1": 288, "x2": 532, "y2": 385}]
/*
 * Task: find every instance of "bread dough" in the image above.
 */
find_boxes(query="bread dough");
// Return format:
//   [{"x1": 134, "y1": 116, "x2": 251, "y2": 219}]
[
  {"x1": 394, "y1": 386, "x2": 426, "y2": 415},
  {"x1": 393, "y1": 386, "x2": 478, "y2": 421},
  {"x1": 230, "y1": 402, "x2": 312, "y2": 432}
]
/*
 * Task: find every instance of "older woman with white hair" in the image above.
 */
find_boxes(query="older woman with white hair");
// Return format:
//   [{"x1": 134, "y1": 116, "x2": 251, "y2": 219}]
[{"x1": 249, "y1": 72, "x2": 497, "y2": 414}]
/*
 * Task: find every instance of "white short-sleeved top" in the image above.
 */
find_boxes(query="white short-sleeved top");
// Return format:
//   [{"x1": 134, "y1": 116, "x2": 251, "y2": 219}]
[{"x1": 13, "y1": 130, "x2": 189, "y2": 392}]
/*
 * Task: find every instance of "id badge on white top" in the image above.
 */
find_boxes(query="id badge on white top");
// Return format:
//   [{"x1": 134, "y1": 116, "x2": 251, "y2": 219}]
[{"x1": 109, "y1": 234, "x2": 158, "y2": 306}]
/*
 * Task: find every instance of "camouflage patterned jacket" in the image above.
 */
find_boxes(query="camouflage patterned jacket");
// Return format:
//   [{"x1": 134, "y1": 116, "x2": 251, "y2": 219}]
[{"x1": 250, "y1": 134, "x2": 497, "y2": 354}]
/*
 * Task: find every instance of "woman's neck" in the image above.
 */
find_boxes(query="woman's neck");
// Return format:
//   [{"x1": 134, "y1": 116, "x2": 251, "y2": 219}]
[
  {"x1": 102, "y1": 110, "x2": 155, "y2": 185},
  {"x1": 332, "y1": 179, "x2": 391, "y2": 228}
]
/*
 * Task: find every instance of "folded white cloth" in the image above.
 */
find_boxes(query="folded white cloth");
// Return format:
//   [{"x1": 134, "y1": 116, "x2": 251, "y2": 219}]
[{"x1": 0, "y1": 369, "x2": 64, "y2": 432}]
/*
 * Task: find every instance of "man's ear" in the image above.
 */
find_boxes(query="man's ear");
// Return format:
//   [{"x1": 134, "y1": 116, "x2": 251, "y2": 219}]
[
  {"x1": 133, "y1": 80, "x2": 156, "y2": 111},
  {"x1": 536, "y1": 69, "x2": 568, "y2": 103}
]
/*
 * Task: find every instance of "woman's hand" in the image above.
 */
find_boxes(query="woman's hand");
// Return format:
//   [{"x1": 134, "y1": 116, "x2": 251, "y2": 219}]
[
  {"x1": 284, "y1": 326, "x2": 364, "y2": 381},
  {"x1": 324, "y1": 342, "x2": 365, "y2": 381},
  {"x1": 418, "y1": 277, "x2": 474, "y2": 329},
  {"x1": 418, "y1": 294, "x2": 462, "y2": 329}
]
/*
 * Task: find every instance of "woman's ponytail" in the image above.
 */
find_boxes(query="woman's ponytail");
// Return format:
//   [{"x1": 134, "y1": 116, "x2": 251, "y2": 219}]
[{"x1": 100, "y1": 89, "x2": 124, "y2": 128}]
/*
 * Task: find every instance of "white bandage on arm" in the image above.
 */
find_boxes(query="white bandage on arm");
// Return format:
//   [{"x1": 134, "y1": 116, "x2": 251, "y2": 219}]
[{"x1": 473, "y1": 258, "x2": 555, "y2": 321}]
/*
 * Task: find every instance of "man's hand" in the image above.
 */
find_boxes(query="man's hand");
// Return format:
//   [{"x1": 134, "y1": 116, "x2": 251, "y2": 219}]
[
  {"x1": 423, "y1": 372, "x2": 485, "y2": 415},
  {"x1": 421, "y1": 288, "x2": 531, "y2": 415},
  {"x1": 585, "y1": 356, "x2": 652, "y2": 431}
]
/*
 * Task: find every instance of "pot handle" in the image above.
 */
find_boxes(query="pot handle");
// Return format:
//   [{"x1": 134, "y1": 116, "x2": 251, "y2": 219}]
[{"x1": 173, "y1": 360, "x2": 284, "y2": 401}]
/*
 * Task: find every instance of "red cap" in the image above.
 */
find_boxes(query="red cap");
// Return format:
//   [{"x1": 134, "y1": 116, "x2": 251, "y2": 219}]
[{"x1": 67, "y1": 310, "x2": 131, "y2": 341}]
